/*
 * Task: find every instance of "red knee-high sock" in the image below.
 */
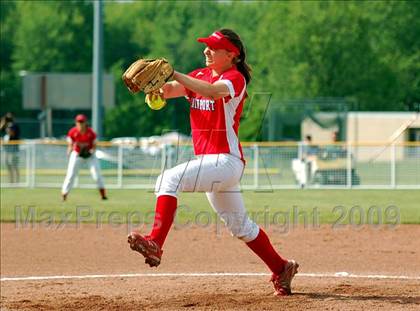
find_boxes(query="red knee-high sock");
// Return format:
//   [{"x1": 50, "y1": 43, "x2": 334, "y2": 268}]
[
  {"x1": 246, "y1": 228, "x2": 287, "y2": 275},
  {"x1": 149, "y1": 195, "x2": 178, "y2": 248}
]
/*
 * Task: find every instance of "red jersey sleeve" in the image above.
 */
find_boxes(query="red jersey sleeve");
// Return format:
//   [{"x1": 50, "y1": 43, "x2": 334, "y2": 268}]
[
  {"x1": 87, "y1": 128, "x2": 97, "y2": 145},
  {"x1": 218, "y1": 70, "x2": 246, "y2": 102},
  {"x1": 89, "y1": 128, "x2": 97, "y2": 141},
  {"x1": 67, "y1": 127, "x2": 76, "y2": 142}
]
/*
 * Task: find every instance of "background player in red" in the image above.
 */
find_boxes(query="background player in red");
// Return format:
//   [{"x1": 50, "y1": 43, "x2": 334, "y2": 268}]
[
  {"x1": 127, "y1": 29, "x2": 298, "y2": 296},
  {"x1": 61, "y1": 114, "x2": 107, "y2": 201}
]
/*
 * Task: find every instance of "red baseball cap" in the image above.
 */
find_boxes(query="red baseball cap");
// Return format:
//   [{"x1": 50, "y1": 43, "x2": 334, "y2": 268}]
[
  {"x1": 75, "y1": 114, "x2": 87, "y2": 122},
  {"x1": 197, "y1": 31, "x2": 240, "y2": 56}
]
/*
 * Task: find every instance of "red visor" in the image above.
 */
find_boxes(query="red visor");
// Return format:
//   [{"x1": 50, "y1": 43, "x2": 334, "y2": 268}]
[
  {"x1": 197, "y1": 31, "x2": 240, "y2": 56},
  {"x1": 75, "y1": 114, "x2": 87, "y2": 122}
]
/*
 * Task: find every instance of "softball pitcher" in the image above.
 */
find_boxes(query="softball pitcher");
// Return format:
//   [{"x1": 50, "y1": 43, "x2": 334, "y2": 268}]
[
  {"x1": 127, "y1": 29, "x2": 298, "y2": 296},
  {"x1": 61, "y1": 114, "x2": 107, "y2": 201}
]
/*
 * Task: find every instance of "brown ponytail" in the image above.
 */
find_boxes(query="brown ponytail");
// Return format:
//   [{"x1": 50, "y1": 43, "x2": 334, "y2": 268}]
[{"x1": 219, "y1": 29, "x2": 252, "y2": 85}]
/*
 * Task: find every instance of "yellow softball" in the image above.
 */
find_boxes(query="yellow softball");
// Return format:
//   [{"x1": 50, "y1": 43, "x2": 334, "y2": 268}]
[{"x1": 146, "y1": 93, "x2": 166, "y2": 110}]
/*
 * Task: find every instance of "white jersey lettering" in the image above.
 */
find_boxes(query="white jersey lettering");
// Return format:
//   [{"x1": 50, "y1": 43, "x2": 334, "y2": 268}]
[{"x1": 191, "y1": 98, "x2": 215, "y2": 111}]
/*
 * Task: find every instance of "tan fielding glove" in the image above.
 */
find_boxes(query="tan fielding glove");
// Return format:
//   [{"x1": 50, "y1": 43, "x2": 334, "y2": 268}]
[{"x1": 122, "y1": 58, "x2": 174, "y2": 94}]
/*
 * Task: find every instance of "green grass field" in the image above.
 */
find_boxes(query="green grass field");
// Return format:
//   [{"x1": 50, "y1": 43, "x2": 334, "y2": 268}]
[{"x1": 1, "y1": 188, "x2": 419, "y2": 227}]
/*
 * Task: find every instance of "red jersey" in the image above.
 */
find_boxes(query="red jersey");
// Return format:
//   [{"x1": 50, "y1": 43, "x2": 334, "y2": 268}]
[
  {"x1": 186, "y1": 66, "x2": 247, "y2": 162},
  {"x1": 67, "y1": 127, "x2": 96, "y2": 153}
]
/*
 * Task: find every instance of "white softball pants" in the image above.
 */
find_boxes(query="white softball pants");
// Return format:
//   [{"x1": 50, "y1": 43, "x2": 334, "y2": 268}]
[
  {"x1": 62, "y1": 151, "x2": 105, "y2": 194},
  {"x1": 155, "y1": 153, "x2": 259, "y2": 242}
]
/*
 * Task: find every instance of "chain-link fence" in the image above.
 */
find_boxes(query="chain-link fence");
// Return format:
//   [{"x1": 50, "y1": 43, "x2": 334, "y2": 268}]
[{"x1": 1, "y1": 141, "x2": 419, "y2": 189}]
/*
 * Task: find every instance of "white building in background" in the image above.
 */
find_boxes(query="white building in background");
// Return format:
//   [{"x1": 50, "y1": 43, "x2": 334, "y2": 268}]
[
  {"x1": 302, "y1": 112, "x2": 420, "y2": 161},
  {"x1": 346, "y1": 112, "x2": 420, "y2": 144}
]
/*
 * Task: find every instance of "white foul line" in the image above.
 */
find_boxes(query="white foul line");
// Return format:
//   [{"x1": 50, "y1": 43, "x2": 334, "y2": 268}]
[{"x1": 1, "y1": 272, "x2": 420, "y2": 282}]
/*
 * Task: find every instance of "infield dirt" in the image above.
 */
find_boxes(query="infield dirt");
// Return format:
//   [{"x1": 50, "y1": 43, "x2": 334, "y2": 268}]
[{"x1": 1, "y1": 223, "x2": 419, "y2": 310}]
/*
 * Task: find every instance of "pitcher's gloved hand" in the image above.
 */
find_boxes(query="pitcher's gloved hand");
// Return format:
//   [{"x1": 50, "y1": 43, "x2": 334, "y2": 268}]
[{"x1": 122, "y1": 58, "x2": 174, "y2": 94}]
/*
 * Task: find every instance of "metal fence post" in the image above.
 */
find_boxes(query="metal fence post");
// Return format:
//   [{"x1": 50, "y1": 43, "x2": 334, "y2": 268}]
[
  {"x1": 117, "y1": 145, "x2": 123, "y2": 188},
  {"x1": 253, "y1": 144, "x2": 259, "y2": 189},
  {"x1": 346, "y1": 142, "x2": 352, "y2": 188},
  {"x1": 161, "y1": 144, "x2": 167, "y2": 171},
  {"x1": 30, "y1": 143, "x2": 36, "y2": 188},
  {"x1": 391, "y1": 143, "x2": 396, "y2": 188},
  {"x1": 163, "y1": 144, "x2": 171, "y2": 169},
  {"x1": 25, "y1": 144, "x2": 30, "y2": 188}
]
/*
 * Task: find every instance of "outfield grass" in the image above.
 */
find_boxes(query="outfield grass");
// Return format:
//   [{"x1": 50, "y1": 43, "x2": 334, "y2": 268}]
[{"x1": 0, "y1": 188, "x2": 419, "y2": 225}]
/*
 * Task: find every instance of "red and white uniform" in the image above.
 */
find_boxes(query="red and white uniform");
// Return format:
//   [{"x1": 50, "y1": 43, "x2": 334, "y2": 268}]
[
  {"x1": 62, "y1": 127, "x2": 105, "y2": 195},
  {"x1": 186, "y1": 66, "x2": 246, "y2": 162},
  {"x1": 155, "y1": 67, "x2": 259, "y2": 242},
  {"x1": 143, "y1": 33, "x2": 290, "y2": 286}
]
